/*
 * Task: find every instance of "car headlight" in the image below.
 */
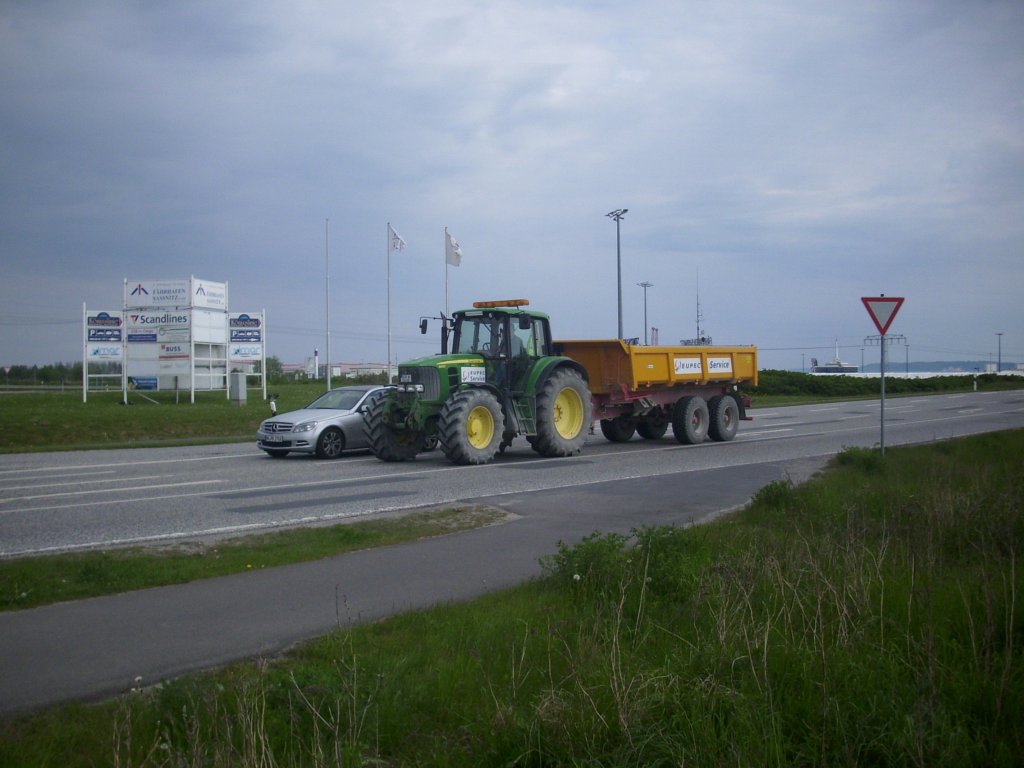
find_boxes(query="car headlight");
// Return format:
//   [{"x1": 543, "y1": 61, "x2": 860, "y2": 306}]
[{"x1": 294, "y1": 421, "x2": 317, "y2": 433}]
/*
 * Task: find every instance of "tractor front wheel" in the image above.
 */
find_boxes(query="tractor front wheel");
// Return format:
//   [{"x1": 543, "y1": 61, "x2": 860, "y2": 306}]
[
  {"x1": 532, "y1": 368, "x2": 592, "y2": 457},
  {"x1": 439, "y1": 389, "x2": 504, "y2": 465}
]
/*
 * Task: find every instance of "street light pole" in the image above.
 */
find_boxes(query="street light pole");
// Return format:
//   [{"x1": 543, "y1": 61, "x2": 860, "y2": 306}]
[
  {"x1": 997, "y1": 332, "x2": 1003, "y2": 372},
  {"x1": 606, "y1": 209, "x2": 628, "y2": 339},
  {"x1": 637, "y1": 281, "x2": 653, "y2": 345}
]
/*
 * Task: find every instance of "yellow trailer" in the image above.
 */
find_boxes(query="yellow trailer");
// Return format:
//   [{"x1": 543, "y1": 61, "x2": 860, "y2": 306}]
[
  {"x1": 553, "y1": 339, "x2": 759, "y2": 444},
  {"x1": 553, "y1": 339, "x2": 758, "y2": 393}
]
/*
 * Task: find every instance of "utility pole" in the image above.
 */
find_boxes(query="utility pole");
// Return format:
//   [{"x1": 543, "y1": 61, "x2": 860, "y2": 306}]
[
  {"x1": 606, "y1": 209, "x2": 627, "y2": 339},
  {"x1": 637, "y1": 281, "x2": 653, "y2": 345}
]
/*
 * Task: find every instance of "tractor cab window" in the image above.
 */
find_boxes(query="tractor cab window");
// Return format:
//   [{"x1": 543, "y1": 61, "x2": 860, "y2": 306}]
[
  {"x1": 453, "y1": 313, "x2": 508, "y2": 358},
  {"x1": 517, "y1": 316, "x2": 550, "y2": 357},
  {"x1": 511, "y1": 318, "x2": 537, "y2": 357}
]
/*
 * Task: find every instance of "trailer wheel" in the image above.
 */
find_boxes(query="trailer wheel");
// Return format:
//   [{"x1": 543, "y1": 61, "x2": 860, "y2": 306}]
[
  {"x1": 364, "y1": 395, "x2": 422, "y2": 462},
  {"x1": 637, "y1": 413, "x2": 669, "y2": 440},
  {"x1": 708, "y1": 395, "x2": 739, "y2": 442},
  {"x1": 672, "y1": 396, "x2": 709, "y2": 445},
  {"x1": 532, "y1": 368, "x2": 592, "y2": 457},
  {"x1": 600, "y1": 416, "x2": 636, "y2": 442},
  {"x1": 439, "y1": 388, "x2": 504, "y2": 465}
]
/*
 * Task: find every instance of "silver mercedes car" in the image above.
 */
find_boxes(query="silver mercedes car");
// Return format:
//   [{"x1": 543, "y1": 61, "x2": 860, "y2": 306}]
[{"x1": 256, "y1": 385, "x2": 390, "y2": 459}]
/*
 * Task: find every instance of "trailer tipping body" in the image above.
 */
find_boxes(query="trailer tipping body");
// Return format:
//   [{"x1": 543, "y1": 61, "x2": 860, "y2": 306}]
[{"x1": 553, "y1": 339, "x2": 758, "y2": 422}]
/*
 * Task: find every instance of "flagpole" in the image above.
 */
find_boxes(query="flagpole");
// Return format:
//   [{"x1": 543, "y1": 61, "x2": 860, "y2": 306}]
[
  {"x1": 385, "y1": 221, "x2": 389, "y2": 382},
  {"x1": 444, "y1": 227, "x2": 449, "y2": 317},
  {"x1": 325, "y1": 218, "x2": 331, "y2": 391}
]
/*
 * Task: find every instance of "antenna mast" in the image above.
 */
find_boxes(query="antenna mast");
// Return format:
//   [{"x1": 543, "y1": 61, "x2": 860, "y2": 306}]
[
  {"x1": 681, "y1": 268, "x2": 712, "y2": 346},
  {"x1": 695, "y1": 268, "x2": 703, "y2": 340}
]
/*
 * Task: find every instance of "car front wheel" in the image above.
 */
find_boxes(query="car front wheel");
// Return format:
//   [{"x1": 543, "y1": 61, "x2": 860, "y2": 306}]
[{"x1": 315, "y1": 427, "x2": 346, "y2": 459}]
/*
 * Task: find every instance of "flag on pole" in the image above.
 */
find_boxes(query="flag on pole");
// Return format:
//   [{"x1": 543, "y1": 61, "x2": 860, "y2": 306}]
[
  {"x1": 388, "y1": 223, "x2": 406, "y2": 252},
  {"x1": 445, "y1": 229, "x2": 462, "y2": 266}
]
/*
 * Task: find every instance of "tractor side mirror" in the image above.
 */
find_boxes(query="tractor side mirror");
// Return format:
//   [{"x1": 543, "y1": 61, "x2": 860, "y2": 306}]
[{"x1": 419, "y1": 318, "x2": 429, "y2": 335}]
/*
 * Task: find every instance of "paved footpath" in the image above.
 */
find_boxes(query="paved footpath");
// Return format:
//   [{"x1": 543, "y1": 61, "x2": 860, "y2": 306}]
[{"x1": 0, "y1": 456, "x2": 824, "y2": 718}]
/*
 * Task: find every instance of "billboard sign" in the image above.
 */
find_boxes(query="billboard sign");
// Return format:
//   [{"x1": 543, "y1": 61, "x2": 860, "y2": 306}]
[
  {"x1": 86, "y1": 311, "x2": 123, "y2": 342},
  {"x1": 129, "y1": 376, "x2": 158, "y2": 391},
  {"x1": 159, "y1": 343, "x2": 190, "y2": 360},
  {"x1": 127, "y1": 311, "x2": 190, "y2": 343},
  {"x1": 88, "y1": 344, "x2": 123, "y2": 360},
  {"x1": 126, "y1": 279, "x2": 190, "y2": 309},
  {"x1": 229, "y1": 344, "x2": 263, "y2": 362},
  {"x1": 192, "y1": 278, "x2": 227, "y2": 310},
  {"x1": 229, "y1": 313, "x2": 262, "y2": 342}
]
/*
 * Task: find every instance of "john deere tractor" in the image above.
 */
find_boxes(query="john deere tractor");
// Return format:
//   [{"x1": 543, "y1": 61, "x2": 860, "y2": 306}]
[{"x1": 364, "y1": 299, "x2": 592, "y2": 465}]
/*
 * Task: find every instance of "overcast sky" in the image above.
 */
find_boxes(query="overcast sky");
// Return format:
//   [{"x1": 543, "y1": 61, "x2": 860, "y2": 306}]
[{"x1": 2, "y1": 0, "x2": 1022, "y2": 372}]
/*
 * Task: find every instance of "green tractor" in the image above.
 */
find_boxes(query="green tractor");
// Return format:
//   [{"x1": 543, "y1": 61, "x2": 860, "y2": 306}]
[{"x1": 364, "y1": 299, "x2": 592, "y2": 465}]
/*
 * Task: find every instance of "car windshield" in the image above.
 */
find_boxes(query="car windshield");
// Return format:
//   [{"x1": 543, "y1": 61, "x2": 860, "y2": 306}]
[{"x1": 306, "y1": 388, "x2": 370, "y2": 411}]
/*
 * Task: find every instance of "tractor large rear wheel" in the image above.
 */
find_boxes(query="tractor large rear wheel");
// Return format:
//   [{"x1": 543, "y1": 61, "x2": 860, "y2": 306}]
[
  {"x1": 532, "y1": 368, "x2": 592, "y2": 457},
  {"x1": 364, "y1": 395, "x2": 422, "y2": 462},
  {"x1": 439, "y1": 388, "x2": 504, "y2": 465}
]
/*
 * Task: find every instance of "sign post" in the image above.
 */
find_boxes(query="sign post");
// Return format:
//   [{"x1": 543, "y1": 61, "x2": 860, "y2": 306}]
[{"x1": 861, "y1": 296, "x2": 905, "y2": 455}]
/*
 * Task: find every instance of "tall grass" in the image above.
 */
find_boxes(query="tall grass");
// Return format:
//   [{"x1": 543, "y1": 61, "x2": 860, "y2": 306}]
[{"x1": 2, "y1": 430, "x2": 1021, "y2": 766}]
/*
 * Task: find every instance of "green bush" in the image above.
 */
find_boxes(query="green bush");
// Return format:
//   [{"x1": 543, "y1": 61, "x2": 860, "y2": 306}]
[{"x1": 749, "y1": 369, "x2": 1010, "y2": 400}]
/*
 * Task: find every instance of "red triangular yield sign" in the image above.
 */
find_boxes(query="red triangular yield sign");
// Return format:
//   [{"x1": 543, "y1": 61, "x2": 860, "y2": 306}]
[{"x1": 861, "y1": 296, "x2": 904, "y2": 335}]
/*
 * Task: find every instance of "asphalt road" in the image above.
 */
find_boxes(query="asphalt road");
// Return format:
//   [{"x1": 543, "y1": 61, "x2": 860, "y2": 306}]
[{"x1": 1, "y1": 390, "x2": 1022, "y2": 716}]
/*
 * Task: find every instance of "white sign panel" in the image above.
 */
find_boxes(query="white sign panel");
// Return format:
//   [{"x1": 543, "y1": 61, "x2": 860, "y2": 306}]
[
  {"x1": 707, "y1": 357, "x2": 734, "y2": 375},
  {"x1": 88, "y1": 343, "x2": 123, "y2": 360},
  {"x1": 230, "y1": 344, "x2": 263, "y2": 362},
  {"x1": 126, "y1": 279, "x2": 190, "y2": 309},
  {"x1": 192, "y1": 278, "x2": 227, "y2": 310},
  {"x1": 460, "y1": 366, "x2": 486, "y2": 384},
  {"x1": 673, "y1": 357, "x2": 703, "y2": 375},
  {"x1": 159, "y1": 343, "x2": 190, "y2": 360}
]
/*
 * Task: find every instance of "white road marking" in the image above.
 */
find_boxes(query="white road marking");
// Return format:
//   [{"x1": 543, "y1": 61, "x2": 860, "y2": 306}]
[
  {"x1": 0, "y1": 474, "x2": 164, "y2": 493},
  {"x1": 2, "y1": 479, "x2": 224, "y2": 504}
]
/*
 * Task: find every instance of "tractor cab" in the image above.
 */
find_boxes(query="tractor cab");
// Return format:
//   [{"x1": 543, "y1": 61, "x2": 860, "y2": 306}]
[{"x1": 450, "y1": 300, "x2": 552, "y2": 391}]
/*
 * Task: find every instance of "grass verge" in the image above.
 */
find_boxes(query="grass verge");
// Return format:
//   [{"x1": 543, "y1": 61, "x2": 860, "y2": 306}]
[
  {"x1": 1, "y1": 429, "x2": 1021, "y2": 765},
  {"x1": 0, "y1": 506, "x2": 510, "y2": 612}
]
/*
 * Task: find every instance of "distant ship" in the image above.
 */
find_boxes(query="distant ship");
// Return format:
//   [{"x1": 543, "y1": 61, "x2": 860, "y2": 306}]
[{"x1": 811, "y1": 339, "x2": 859, "y2": 374}]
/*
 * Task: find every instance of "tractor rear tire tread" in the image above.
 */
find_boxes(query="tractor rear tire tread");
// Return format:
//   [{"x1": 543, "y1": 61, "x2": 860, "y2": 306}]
[
  {"x1": 532, "y1": 368, "x2": 592, "y2": 457},
  {"x1": 364, "y1": 395, "x2": 421, "y2": 462}
]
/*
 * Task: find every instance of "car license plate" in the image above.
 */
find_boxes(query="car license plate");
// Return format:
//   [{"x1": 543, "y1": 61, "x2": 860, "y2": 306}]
[{"x1": 265, "y1": 434, "x2": 283, "y2": 443}]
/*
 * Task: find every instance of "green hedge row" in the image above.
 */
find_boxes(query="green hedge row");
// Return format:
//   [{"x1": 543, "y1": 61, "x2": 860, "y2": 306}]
[{"x1": 749, "y1": 369, "x2": 1006, "y2": 397}]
